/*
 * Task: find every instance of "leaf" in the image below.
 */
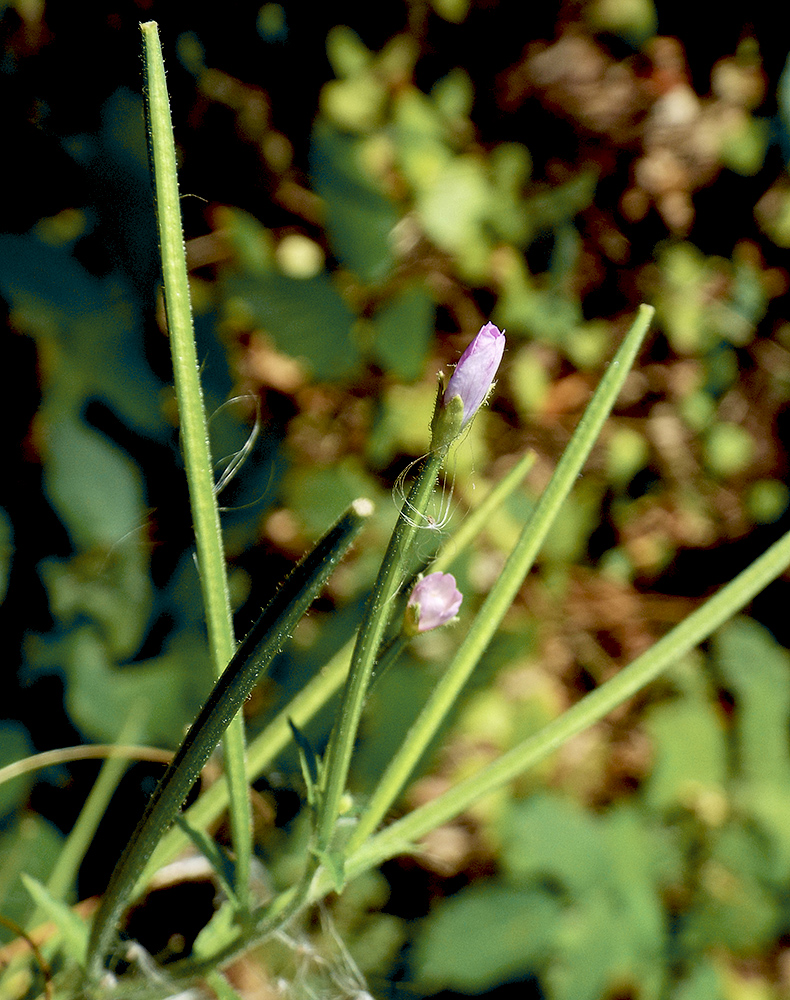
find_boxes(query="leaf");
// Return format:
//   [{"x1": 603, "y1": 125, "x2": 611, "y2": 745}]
[
  {"x1": 412, "y1": 881, "x2": 561, "y2": 992},
  {"x1": 0, "y1": 232, "x2": 164, "y2": 438},
  {"x1": 680, "y1": 821, "x2": 781, "y2": 954},
  {"x1": 288, "y1": 718, "x2": 320, "y2": 806},
  {"x1": 224, "y1": 270, "x2": 361, "y2": 380},
  {"x1": 713, "y1": 618, "x2": 790, "y2": 788},
  {"x1": 283, "y1": 458, "x2": 383, "y2": 538},
  {"x1": 40, "y1": 414, "x2": 148, "y2": 554},
  {"x1": 711, "y1": 619, "x2": 790, "y2": 882},
  {"x1": 0, "y1": 816, "x2": 63, "y2": 946},
  {"x1": 310, "y1": 120, "x2": 399, "y2": 283},
  {"x1": 29, "y1": 624, "x2": 213, "y2": 746},
  {"x1": 370, "y1": 285, "x2": 435, "y2": 383},
  {"x1": 174, "y1": 815, "x2": 239, "y2": 907},
  {"x1": 416, "y1": 154, "x2": 492, "y2": 265},
  {"x1": 21, "y1": 874, "x2": 89, "y2": 967},
  {"x1": 642, "y1": 692, "x2": 728, "y2": 814},
  {"x1": 496, "y1": 795, "x2": 672, "y2": 1000}
]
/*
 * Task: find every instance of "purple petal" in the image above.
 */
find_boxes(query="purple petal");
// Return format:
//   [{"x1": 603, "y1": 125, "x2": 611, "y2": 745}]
[
  {"x1": 408, "y1": 572, "x2": 463, "y2": 632},
  {"x1": 443, "y1": 322, "x2": 505, "y2": 427}
]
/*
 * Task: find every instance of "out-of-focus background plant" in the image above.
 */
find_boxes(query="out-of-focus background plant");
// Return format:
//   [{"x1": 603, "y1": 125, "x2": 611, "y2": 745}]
[{"x1": 3, "y1": 2, "x2": 790, "y2": 998}]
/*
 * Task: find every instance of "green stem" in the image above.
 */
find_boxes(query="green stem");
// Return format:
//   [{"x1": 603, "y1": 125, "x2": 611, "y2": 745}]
[
  {"x1": 314, "y1": 447, "x2": 447, "y2": 868},
  {"x1": 349, "y1": 305, "x2": 654, "y2": 851},
  {"x1": 140, "y1": 21, "x2": 252, "y2": 912},
  {"x1": 85, "y1": 496, "x2": 370, "y2": 979},
  {"x1": 338, "y1": 521, "x2": 790, "y2": 886},
  {"x1": 140, "y1": 450, "x2": 537, "y2": 884}
]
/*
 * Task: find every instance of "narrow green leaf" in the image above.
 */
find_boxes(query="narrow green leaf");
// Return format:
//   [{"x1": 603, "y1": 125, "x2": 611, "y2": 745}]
[
  {"x1": 288, "y1": 719, "x2": 320, "y2": 807},
  {"x1": 140, "y1": 18, "x2": 251, "y2": 918},
  {"x1": 21, "y1": 875, "x2": 89, "y2": 967},
  {"x1": 86, "y1": 497, "x2": 372, "y2": 978},
  {"x1": 174, "y1": 816, "x2": 239, "y2": 907},
  {"x1": 348, "y1": 305, "x2": 654, "y2": 851}
]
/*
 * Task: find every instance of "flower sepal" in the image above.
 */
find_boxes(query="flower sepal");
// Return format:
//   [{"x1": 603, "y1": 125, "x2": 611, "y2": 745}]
[{"x1": 430, "y1": 383, "x2": 464, "y2": 451}]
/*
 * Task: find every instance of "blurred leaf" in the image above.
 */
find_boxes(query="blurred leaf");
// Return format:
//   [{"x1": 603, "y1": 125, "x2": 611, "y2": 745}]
[
  {"x1": 370, "y1": 285, "x2": 435, "y2": 382},
  {"x1": 393, "y1": 88, "x2": 454, "y2": 191},
  {"x1": 777, "y1": 51, "x2": 790, "y2": 164},
  {"x1": 36, "y1": 416, "x2": 153, "y2": 658},
  {"x1": 428, "y1": 0, "x2": 471, "y2": 25},
  {"x1": 325, "y1": 26, "x2": 372, "y2": 79},
  {"x1": 713, "y1": 619, "x2": 790, "y2": 789},
  {"x1": 497, "y1": 795, "x2": 674, "y2": 1000},
  {"x1": 0, "y1": 816, "x2": 63, "y2": 946},
  {"x1": 366, "y1": 381, "x2": 437, "y2": 467},
  {"x1": 283, "y1": 458, "x2": 383, "y2": 538},
  {"x1": 21, "y1": 874, "x2": 89, "y2": 966},
  {"x1": 528, "y1": 169, "x2": 598, "y2": 231},
  {"x1": 416, "y1": 154, "x2": 492, "y2": 270},
  {"x1": 310, "y1": 121, "x2": 399, "y2": 282},
  {"x1": 586, "y1": 0, "x2": 657, "y2": 46},
  {"x1": 320, "y1": 76, "x2": 388, "y2": 134},
  {"x1": 0, "y1": 232, "x2": 164, "y2": 438},
  {"x1": 27, "y1": 624, "x2": 212, "y2": 746},
  {"x1": 41, "y1": 415, "x2": 147, "y2": 554},
  {"x1": 488, "y1": 142, "x2": 533, "y2": 246},
  {"x1": 746, "y1": 479, "x2": 790, "y2": 524},
  {"x1": 499, "y1": 792, "x2": 610, "y2": 893},
  {"x1": 541, "y1": 480, "x2": 604, "y2": 565},
  {"x1": 642, "y1": 690, "x2": 728, "y2": 815},
  {"x1": 672, "y1": 958, "x2": 727, "y2": 1000},
  {"x1": 216, "y1": 206, "x2": 276, "y2": 277},
  {"x1": 509, "y1": 344, "x2": 551, "y2": 417},
  {"x1": 431, "y1": 67, "x2": 474, "y2": 123},
  {"x1": 495, "y1": 249, "x2": 583, "y2": 346},
  {"x1": 656, "y1": 243, "x2": 768, "y2": 355},
  {"x1": 703, "y1": 421, "x2": 754, "y2": 478},
  {"x1": 224, "y1": 269, "x2": 360, "y2": 380},
  {"x1": 712, "y1": 619, "x2": 790, "y2": 881},
  {"x1": 720, "y1": 115, "x2": 769, "y2": 176},
  {"x1": 681, "y1": 822, "x2": 781, "y2": 954},
  {"x1": 412, "y1": 881, "x2": 562, "y2": 992},
  {"x1": 606, "y1": 425, "x2": 651, "y2": 488}
]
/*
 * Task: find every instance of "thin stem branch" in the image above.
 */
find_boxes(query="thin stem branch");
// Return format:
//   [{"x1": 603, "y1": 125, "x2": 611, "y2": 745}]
[
  {"x1": 337, "y1": 520, "x2": 790, "y2": 889},
  {"x1": 349, "y1": 305, "x2": 654, "y2": 851},
  {"x1": 314, "y1": 447, "x2": 447, "y2": 871}
]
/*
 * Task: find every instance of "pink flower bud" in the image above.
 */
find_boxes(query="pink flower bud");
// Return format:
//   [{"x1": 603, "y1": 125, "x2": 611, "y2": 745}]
[
  {"x1": 443, "y1": 322, "x2": 505, "y2": 429},
  {"x1": 405, "y1": 572, "x2": 463, "y2": 635}
]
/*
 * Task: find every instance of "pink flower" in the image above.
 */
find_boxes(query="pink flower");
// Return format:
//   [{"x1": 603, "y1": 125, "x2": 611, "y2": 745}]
[
  {"x1": 443, "y1": 322, "x2": 505, "y2": 428},
  {"x1": 405, "y1": 572, "x2": 463, "y2": 635}
]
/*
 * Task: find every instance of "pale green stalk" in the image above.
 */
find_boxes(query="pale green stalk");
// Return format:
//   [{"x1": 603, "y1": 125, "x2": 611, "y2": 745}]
[
  {"x1": 177, "y1": 489, "x2": 790, "y2": 975},
  {"x1": 86, "y1": 502, "x2": 369, "y2": 979},
  {"x1": 429, "y1": 449, "x2": 537, "y2": 575},
  {"x1": 349, "y1": 305, "x2": 654, "y2": 851},
  {"x1": 141, "y1": 449, "x2": 537, "y2": 883},
  {"x1": 314, "y1": 447, "x2": 447, "y2": 869},
  {"x1": 338, "y1": 520, "x2": 790, "y2": 885},
  {"x1": 40, "y1": 709, "x2": 145, "y2": 911},
  {"x1": 140, "y1": 20, "x2": 251, "y2": 909}
]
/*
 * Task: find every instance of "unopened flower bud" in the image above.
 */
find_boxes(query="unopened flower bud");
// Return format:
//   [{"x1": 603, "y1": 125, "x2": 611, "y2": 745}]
[
  {"x1": 431, "y1": 322, "x2": 505, "y2": 448},
  {"x1": 404, "y1": 572, "x2": 463, "y2": 635}
]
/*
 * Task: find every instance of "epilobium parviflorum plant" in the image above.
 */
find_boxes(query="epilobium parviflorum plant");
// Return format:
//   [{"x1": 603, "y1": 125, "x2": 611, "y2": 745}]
[{"x1": 6, "y1": 19, "x2": 790, "y2": 1000}]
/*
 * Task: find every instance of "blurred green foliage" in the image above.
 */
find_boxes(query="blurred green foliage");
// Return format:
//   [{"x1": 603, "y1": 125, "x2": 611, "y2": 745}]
[
  {"x1": 411, "y1": 620, "x2": 790, "y2": 999},
  {"x1": 3, "y1": 0, "x2": 790, "y2": 996}
]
